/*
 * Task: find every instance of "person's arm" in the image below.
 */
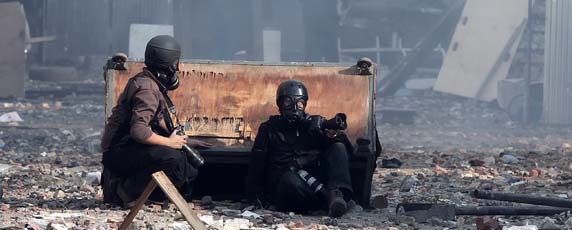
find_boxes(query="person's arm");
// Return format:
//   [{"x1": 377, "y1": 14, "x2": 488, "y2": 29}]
[
  {"x1": 129, "y1": 87, "x2": 186, "y2": 149},
  {"x1": 246, "y1": 124, "x2": 271, "y2": 201},
  {"x1": 143, "y1": 131, "x2": 187, "y2": 149}
]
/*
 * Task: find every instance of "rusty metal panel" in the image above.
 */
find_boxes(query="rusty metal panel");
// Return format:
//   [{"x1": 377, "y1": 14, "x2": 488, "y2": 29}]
[
  {"x1": 106, "y1": 61, "x2": 375, "y2": 148},
  {"x1": 544, "y1": 0, "x2": 572, "y2": 124},
  {"x1": 0, "y1": 2, "x2": 26, "y2": 98}
]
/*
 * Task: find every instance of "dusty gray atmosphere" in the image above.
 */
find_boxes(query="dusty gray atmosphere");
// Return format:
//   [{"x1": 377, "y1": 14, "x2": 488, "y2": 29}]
[{"x1": 2, "y1": 0, "x2": 572, "y2": 229}]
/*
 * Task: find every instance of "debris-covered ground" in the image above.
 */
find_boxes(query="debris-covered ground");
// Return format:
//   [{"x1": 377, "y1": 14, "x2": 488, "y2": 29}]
[{"x1": 1, "y1": 85, "x2": 572, "y2": 229}]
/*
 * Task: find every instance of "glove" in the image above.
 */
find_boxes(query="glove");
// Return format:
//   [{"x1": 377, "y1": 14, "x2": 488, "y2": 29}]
[{"x1": 187, "y1": 138, "x2": 213, "y2": 149}]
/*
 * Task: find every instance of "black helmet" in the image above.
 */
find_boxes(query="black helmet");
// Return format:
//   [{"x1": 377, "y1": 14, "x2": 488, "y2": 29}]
[
  {"x1": 276, "y1": 80, "x2": 309, "y2": 122},
  {"x1": 144, "y1": 35, "x2": 181, "y2": 90}
]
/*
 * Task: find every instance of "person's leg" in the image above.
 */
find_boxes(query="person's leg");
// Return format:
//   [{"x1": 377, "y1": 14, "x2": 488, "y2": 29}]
[
  {"x1": 274, "y1": 171, "x2": 322, "y2": 213},
  {"x1": 103, "y1": 143, "x2": 198, "y2": 203},
  {"x1": 319, "y1": 142, "x2": 353, "y2": 217},
  {"x1": 321, "y1": 142, "x2": 353, "y2": 198}
]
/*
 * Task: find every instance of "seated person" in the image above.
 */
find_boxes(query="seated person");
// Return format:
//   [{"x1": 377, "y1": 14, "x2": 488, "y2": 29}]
[
  {"x1": 100, "y1": 35, "x2": 210, "y2": 207},
  {"x1": 246, "y1": 80, "x2": 354, "y2": 217}
]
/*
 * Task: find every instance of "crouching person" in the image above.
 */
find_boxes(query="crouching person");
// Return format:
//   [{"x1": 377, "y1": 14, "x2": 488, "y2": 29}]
[
  {"x1": 100, "y1": 35, "x2": 211, "y2": 208},
  {"x1": 246, "y1": 80, "x2": 354, "y2": 217}
]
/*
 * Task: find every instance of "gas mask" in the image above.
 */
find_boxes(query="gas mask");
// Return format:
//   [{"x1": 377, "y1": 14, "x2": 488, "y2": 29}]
[
  {"x1": 152, "y1": 61, "x2": 180, "y2": 91},
  {"x1": 276, "y1": 80, "x2": 309, "y2": 123},
  {"x1": 144, "y1": 35, "x2": 181, "y2": 91},
  {"x1": 278, "y1": 95, "x2": 306, "y2": 122}
]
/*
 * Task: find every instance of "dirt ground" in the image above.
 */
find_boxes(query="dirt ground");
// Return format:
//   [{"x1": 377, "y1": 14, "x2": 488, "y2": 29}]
[{"x1": 1, "y1": 83, "x2": 572, "y2": 229}]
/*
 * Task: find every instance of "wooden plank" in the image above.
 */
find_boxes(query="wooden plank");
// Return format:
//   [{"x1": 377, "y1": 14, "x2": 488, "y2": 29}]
[
  {"x1": 152, "y1": 171, "x2": 207, "y2": 230},
  {"x1": 118, "y1": 179, "x2": 158, "y2": 230}
]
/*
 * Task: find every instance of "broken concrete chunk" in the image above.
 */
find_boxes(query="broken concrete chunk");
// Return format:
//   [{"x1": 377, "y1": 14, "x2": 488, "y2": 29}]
[
  {"x1": 399, "y1": 175, "x2": 417, "y2": 192},
  {"x1": 371, "y1": 195, "x2": 389, "y2": 209},
  {"x1": 501, "y1": 154, "x2": 519, "y2": 164}
]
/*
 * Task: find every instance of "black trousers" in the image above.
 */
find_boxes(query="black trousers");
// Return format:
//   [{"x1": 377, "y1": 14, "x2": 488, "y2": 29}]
[
  {"x1": 102, "y1": 142, "x2": 198, "y2": 200},
  {"x1": 273, "y1": 142, "x2": 353, "y2": 212}
]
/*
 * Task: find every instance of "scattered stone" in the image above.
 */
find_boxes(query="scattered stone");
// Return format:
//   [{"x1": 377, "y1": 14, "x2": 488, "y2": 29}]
[
  {"x1": 0, "y1": 204, "x2": 10, "y2": 211},
  {"x1": 53, "y1": 190, "x2": 65, "y2": 199},
  {"x1": 371, "y1": 195, "x2": 389, "y2": 209},
  {"x1": 221, "y1": 208, "x2": 241, "y2": 217},
  {"x1": 241, "y1": 210, "x2": 261, "y2": 219},
  {"x1": 434, "y1": 164, "x2": 449, "y2": 175},
  {"x1": 530, "y1": 168, "x2": 541, "y2": 178},
  {"x1": 503, "y1": 225, "x2": 539, "y2": 230},
  {"x1": 564, "y1": 216, "x2": 572, "y2": 229},
  {"x1": 381, "y1": 158, "x2": 403, "y2": 168},
  {"x1": 540, "y1": 217, "x2": 559, "y2": 229},
  {"x1": 320, "y1": 217, "x2": 338, "y2": 226},
  {"x1": 500, "y1": 153, "x2": 519, "y2": 164},
  {"x1": 389, "y1": 215, "x2": 415, "y2": 226},
  {"x1": 469, "y1": 159, "x2": 485, "y2": 167},
  {"x1": 86, "y1": 171, "x2": 101, "y2": 185},
  {"x1": 399, "y1": 176, "x2": 417, "y2": 192},
  {"x1": 476, "y1": 216, "x2": 499, "y2": 230},
  {"x1": 483, "y1": 156, "x2": 496, "y2": 166},
  {"x1": 346, "y1": 200, "x2": 363, "y2": 213},
  {"x1": 201, "y1": 196, "x2": 213, "y2": 206},
  {"x1": 263, "y1": 214, "x2": 274, "y2": 224}
]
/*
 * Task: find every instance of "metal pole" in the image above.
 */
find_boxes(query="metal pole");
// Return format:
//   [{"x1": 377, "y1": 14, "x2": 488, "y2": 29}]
[
  {"x1": 524, "y1": 0, "x2": 533, "y2": 123},
  {"x1": 472, "y1": 190, "x2": 572, "y2": 208},
  {"x1": 376, "y1": 36, "x2": 381, "y2": 66}
]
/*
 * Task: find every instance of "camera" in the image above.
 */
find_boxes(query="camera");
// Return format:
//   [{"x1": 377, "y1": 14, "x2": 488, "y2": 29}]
[
  {"x1": 356, "y1": 57, "x2": 373, "y2": 75},
  {"x1": 321, "y1": 113, "x2": 347, "y2": 131},
  {"x1": 176, "y1": 126, "x2": 205, "y2": 168}
]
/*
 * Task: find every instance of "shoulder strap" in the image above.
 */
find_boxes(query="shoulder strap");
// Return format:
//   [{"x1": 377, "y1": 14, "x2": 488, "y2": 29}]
[{"x1": 144, "y1": 68, "x2": 182, "y2": 132}]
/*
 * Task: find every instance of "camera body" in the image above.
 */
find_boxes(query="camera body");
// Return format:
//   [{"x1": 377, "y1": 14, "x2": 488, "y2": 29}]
[
  {"x1": 308, "y1": 113, "x2": 348, "y2": 133},
  {"x1": 176, "y1": 126, "x2": 205, "y2": 168},
  {"x1": 321, "y1": 113, "x2": 347, "y2": 130}
]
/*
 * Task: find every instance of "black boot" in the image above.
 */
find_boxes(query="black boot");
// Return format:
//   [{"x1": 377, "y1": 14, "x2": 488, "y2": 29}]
[
  {"x1": 116, "y1": 179, "x2": 137, "y2": 209},
  {"x1": 328, "y1": 189, "x2": 347, "y2": 217}
]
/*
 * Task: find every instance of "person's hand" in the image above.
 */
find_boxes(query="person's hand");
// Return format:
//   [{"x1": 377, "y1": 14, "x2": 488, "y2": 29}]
[
  {"x1": 187, "y1": 138, "x2": 213, "y2": 149},
  {"x1": 167, "y1": 130, "x2": 187, "y2": 149},
  {"x1": 324, "y1": 129, "x2": 342, "y2": 138}
]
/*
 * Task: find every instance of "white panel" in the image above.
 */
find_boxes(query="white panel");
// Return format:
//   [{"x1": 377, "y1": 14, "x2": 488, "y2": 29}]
[
  {"x1": 433, "y1": 0, "x2": 528, "y2": 101},
  {"x1": 128, "y1": 24, "x2": 174, "y2": 60},
  {"x1": 263, "y1": 30, "x2": 281, "y2": 62}
]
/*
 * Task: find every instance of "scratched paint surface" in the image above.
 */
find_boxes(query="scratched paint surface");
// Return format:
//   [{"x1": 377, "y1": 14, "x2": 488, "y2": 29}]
[{"x1": 107, "y1": 62, "x2": 372, "y2": 147}]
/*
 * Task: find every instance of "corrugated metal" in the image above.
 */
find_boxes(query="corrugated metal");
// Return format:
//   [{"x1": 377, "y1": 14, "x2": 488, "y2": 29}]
[
  {"x1": 110, "y1": 0, "x2": 175, "y2": 54},
  {"x1": 44, "y1": 0, "x2": 185, "y2": 61},
  {"x1": 45, "y1": 0, "x2": 111, "y2": 61},
  {"x1": 544, "y1": 0, "x2": 572, "y2": 124}
]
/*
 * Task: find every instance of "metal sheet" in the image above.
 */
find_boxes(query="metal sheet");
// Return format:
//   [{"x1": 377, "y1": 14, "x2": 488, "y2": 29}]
[
  {"x1": 0, "y1": 2, "x2": 26, "y2": 97},
  {"x1": 106, "y1": 61, "x2": 374, "y2": 148},
  {"x1": 433, "y1": 0, "x2": 528, "y2": 101},
  {"x1": 544, "y1": 0, "x2": 572, "y2": 124}
]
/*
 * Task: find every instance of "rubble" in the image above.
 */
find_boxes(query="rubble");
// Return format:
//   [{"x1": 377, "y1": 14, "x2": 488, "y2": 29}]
[{"x1": 0, "y1": 87, "x2": 571, "y2": 229}]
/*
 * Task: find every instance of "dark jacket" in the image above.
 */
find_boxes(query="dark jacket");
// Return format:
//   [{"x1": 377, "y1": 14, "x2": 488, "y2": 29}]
[
  {"x1": 101, "y1": 69, "x2": 170, "y2": 153},
  {"x1": 246, "y1": 114, "x2": 353, "y2": 201}
]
